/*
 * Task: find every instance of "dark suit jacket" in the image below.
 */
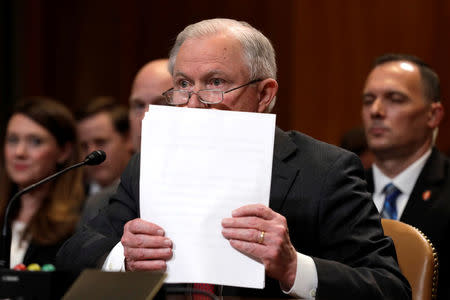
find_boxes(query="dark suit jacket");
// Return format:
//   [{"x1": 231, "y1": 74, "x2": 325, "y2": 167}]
[
  {"x1": 57, "y1": 128, "x2": 411, "y2": 299},
  {"x1": 2, "y1": 196, "x2": 68, "y2": 268},
  {"x1": 366, "y1": 148, "x2": 450, "y2": 300},
  {"x1": 78, "y1": 182, "x2": 119, "y2": 228},
  {"x1": 22, "y1": 241, "x2": 64, "y2": 267}
]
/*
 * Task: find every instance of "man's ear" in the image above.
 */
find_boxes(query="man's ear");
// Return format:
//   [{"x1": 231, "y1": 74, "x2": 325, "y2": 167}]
[
  {"x1": 257, "y1": 79, "x2": 278, "y2": 113},
  {"x1": 57, "y1": 142, "x2": 73, "y2": 165},
  {"x1": 428, "y1": 102, "x2": 445, "y2": 128}
]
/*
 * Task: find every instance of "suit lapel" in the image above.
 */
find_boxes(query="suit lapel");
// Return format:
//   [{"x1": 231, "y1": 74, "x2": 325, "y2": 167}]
[
  {"x1": 269, "y1": 128, "x2": 299, "y2": 212},
  {"x1": 401, "y1": 148, "x2": 445, "y2": 223},
  {"x1": 22, "y1": 242, "x2": 37, "y2": 265},
  {"x1": 365, "y1": 168, "x2": 374, "y2": 193}
]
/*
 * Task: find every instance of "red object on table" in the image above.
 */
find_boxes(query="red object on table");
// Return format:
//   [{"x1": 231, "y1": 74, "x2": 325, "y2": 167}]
[{"x1": 13, "y1": 263, "x2": 26, "y2": 271}]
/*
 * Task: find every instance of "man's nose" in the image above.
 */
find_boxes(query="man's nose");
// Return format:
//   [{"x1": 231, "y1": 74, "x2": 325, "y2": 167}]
[
  {"x1": 370, "y1": 98, "x2": 385, "y2": 117},
  {"x1": 86, "y1": 143, "x2": 98, "y2": 155},
  {"x1": 185, "y1": 92, "x2": 208, "y2": 109}
]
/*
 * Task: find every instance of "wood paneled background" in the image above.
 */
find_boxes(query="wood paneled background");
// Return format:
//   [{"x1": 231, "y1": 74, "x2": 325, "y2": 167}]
[{"x1": 2, "y1": 0, "x2": 449, "y2": 151}]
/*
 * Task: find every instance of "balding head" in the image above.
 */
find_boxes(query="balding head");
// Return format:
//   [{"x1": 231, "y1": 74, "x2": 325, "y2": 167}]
[{"x1": 129, "y1": 59, "x2": 173, "y2": 151}]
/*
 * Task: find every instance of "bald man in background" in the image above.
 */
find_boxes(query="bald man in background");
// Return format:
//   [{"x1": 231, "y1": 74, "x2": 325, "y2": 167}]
[
  {"x1": 128, "y1": 59, "x2": 173, "y2": 151},
  {"x1": 362, "y1": 54, "x2": 448, "y2": 299}
]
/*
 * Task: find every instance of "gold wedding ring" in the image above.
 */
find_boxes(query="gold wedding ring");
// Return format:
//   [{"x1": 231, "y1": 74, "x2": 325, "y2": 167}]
[{"x1": 258, "y1": 231, "x2": 265, "y2": 244}]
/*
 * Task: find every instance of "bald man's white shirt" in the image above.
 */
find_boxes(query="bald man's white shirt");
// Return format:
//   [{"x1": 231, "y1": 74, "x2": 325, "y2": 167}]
[{"x1": 372, "y1": 148, "x2": 432, "y2": 219}]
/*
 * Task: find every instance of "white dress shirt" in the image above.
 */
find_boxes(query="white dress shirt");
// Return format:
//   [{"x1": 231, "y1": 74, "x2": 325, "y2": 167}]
[
  {"x1": 10, "y1": 221, "x2": 29, "y2": 268},
  {"x1": 371, "y1": 149, "x2": 432, "y2": 220},
  {"x1": 103, "y1": 242, "x2": 318, "y2": 299}
]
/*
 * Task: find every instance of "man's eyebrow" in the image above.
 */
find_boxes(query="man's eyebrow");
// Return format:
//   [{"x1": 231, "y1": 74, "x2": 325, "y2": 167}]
[
  {"x1": 173, "y1": 71, "x2": 190, "y2": 79},
  {"x1": 387, "y1": 90, "x2": 406, "y2": 95},
  {"x1": 173, "y1": 70, "x2": 227, "y2": 80},
  {"x1": 386, "y1": 91, "x2": 410, "y2": 99},
  {"x1": 380, "y1": 89, "x2": 408, "y2": 96},
  {"x1": 362, "y1": 89, "x2": 408, "y2": 98},
  {"x1": 203, "y1": 70, "x2": 227, "y2": 77}
]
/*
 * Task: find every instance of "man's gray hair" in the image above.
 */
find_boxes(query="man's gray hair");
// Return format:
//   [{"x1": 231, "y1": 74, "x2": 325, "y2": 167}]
[{"x1": 168, "y1": 18, "x2": 277, "y2": 111}]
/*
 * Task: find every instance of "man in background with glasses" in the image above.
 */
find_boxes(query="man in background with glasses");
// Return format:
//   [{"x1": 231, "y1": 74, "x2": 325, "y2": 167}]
[{"x1": 58, "y1": 18, "x2": 410, "y2": 299}]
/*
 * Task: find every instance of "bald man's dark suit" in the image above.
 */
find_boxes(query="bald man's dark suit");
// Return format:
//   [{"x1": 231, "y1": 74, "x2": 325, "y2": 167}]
[
  {"x1": 365, "y1": 147, "x2": 450, "y2": 300},
  {"x1": 57, "y1": 128, "x2": 410, "y2": 299}
]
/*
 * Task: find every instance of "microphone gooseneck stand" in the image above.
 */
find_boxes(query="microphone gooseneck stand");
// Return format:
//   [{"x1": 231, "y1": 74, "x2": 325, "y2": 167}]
[{"x1": 0, "y1": 150, "x2": 106, "y2": 269}]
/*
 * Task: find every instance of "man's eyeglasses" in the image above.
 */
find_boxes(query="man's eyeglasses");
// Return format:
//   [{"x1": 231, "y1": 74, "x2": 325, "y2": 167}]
[{"x1": 162, "y1": 79, "x2": 262, "y2": 106}]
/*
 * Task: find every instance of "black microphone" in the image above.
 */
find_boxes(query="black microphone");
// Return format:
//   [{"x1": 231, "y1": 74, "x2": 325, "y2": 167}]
[
  {"x1": 0, "y1": 150, "x2": 106, "y2": 269},
  {"x1": 84, "y1": 149, "x2": 106, "y2": 166}
]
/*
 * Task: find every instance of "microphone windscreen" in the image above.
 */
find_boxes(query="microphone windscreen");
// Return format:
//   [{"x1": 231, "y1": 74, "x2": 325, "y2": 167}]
[{"x1": 84, "y1": 150, "x2": 106, "y2": 165}]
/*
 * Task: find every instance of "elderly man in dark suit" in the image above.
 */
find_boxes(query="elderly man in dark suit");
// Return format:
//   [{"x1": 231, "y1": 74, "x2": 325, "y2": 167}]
[
  {"x1": 362, "y1": 53, "x2": 448, "y2": 300},
  {"x1": 57, "y1": 19, "x2": 411, "y2": 299}
]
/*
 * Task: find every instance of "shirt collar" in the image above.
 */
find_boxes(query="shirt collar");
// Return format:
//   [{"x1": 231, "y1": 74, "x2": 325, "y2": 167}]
[{"x1": 372, "y1": 148, "x2": 432, "y2": 196}]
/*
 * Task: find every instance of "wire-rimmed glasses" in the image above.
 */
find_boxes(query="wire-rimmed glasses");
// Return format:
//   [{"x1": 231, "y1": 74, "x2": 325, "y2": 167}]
[{"x1": 162, "y1": 79, "x2": 262, "y2": 105}]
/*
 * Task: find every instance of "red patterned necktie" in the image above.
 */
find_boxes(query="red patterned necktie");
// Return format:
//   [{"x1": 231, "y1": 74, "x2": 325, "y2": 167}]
[{"x1": 193, "y1": 283, "x2": 216, "y2": 300}]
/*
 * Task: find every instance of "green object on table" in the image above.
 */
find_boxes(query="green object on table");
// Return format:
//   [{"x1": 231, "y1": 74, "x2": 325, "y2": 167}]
[{"x1": 41, "y1": 263, "x2": 56, "y2": 272}]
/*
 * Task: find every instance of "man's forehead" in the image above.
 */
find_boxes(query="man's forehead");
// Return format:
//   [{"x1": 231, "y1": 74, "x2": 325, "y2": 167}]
[
  {"x1": 130, "y1": 62, "x2": 172, "y2": 100},
  {"x1": 130, "y1": 80, "x2": 171, "y2": 103},
  {"x1": 372, "y1": 61, "x2": 419, "y2": 77},
  {"x1": 177, "y1": 34, "x2": 242, "y2": 59},
  {"x1": 133, "y1": 76, "x2": 171, "y2": 92},
  {"x1": 368, "y1": 62, "x2": 419, "y2": 82},
  {"x1": 78, "y1": 112, "x2": 113, "y2": 130},
  {"x1": 364, "y1": 61, "x2": 424, "y2": 95},
  {"x1": 173, "y1": 34, "x2": 247, "y2": 78}
]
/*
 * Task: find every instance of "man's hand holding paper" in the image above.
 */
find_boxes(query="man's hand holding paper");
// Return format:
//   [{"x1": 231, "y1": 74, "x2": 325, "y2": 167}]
[
  {"x1": 122, "y1": 218, "x2": 173, "y2": 272},
  {"x1": 221, "y1": 204, "x2": 298, "y2": 290}
]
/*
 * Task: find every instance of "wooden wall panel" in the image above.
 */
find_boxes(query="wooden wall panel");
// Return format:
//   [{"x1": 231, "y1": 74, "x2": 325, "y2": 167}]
[
  {"x1": 7, "y1": 0, "x2": 450, "y2": 152},
  {"x1": 434, "y1": 0, "x2": 450, "y2": 152},
  {"x1": 290, "y1": 0, "x2": 444, "y2": 145}
]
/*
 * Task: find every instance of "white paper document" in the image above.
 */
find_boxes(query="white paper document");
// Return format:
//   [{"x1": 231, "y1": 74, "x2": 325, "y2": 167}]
[{"x1": 140, "y1": 105, "x2": 276, "y2": 289}]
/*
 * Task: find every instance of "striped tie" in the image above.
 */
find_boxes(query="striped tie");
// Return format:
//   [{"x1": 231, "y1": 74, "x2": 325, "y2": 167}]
[
  {"x1": 381, "y1": 183, "x2": 401, "y2": 220},
  {"x1": 193, "y1": 283, "x2": 216, "y2": 300}
]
